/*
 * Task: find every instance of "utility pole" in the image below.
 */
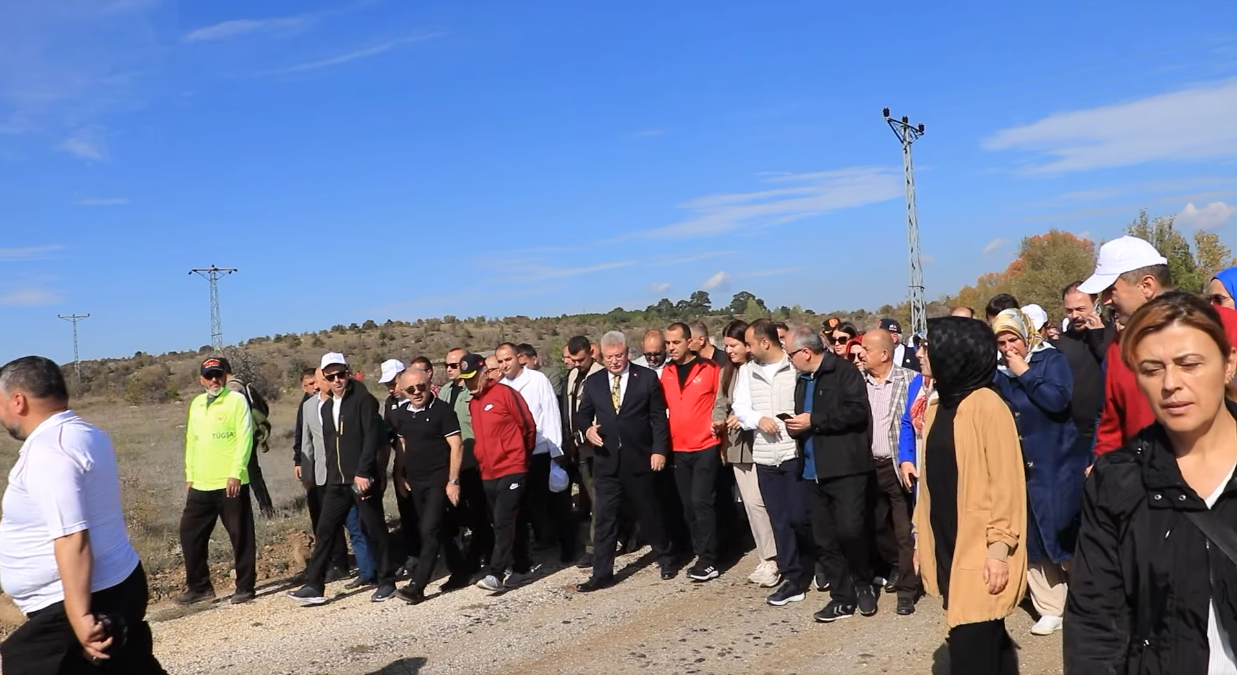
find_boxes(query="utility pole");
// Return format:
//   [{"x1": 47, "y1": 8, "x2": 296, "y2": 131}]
[
  {"x1": 57, "y1": 313, "x2": 89, "y2": 389},
  {"x1": 190, "y1": 266, "x2": 237, "y2": 351},
  {"x1": 883, "y1": 108, "x2": 927, "y2": 336}
]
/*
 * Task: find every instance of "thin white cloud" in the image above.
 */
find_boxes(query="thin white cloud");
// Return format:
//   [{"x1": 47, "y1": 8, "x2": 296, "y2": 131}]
[
  {"x1": 983, "y1": 238, "x2": 1008, "y2": 255},
  {"x1": 629, "y1": 128, "x2": 667, "y2": 138},
  {"x1": 184, "y1": 16, "x2": 309, "y2": 42},
  {"x1": 650, "y1": 282, "x2": 671, "y2": 293},
  {"x1": 263, "y1": 31, "x2": 445, "y2": 76},
  {"x1": 57, "y1": 130, "x2": 105, "y2": 161},
  {"x1": 75, "y1": 197, "x2": 129, "y2": 206},
  {"x1": 1177, "y1": 201, "x2": 1237, "y2": 230},
  {"x1": 0, "y1": 245, "x2": 64, "y2": 260},
  {"x1": 0, "y1": 285, "x2": 63, "y2": 306},
  {"x1": 701, "y1": 271, "x2": 731, "y2": 290},
  {"x1": 493, "y1": 259, "x2": 636, "y2": 283},
  {"x1": 741, "y1": 267, "x2": 800, "y2": 278},
  {"x1": 637, "y1": 167, "x2": 901, "y2": 240},
  {"x1": 648, "y1": 251, "x2": 733, "y2": 266},
  {"x1": 984, "y1": 78, "x2": 1237, "y2": 173}
]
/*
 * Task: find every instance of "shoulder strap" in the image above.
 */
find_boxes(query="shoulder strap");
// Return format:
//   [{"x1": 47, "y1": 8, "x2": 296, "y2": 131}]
[{"x1": 1186, "y1": 508, "x2": 1237, "y2": 567}]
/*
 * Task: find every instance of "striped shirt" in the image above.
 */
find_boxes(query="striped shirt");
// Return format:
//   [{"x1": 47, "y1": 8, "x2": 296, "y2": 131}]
[{"x1": 865, "y1": 370, "x2": 897, "y2": 460}]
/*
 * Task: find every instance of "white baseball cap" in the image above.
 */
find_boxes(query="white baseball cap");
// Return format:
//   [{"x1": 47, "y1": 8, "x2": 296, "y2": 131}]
[
  {"x1": 1021, "y1": 304, "x2": 1048, "y2": 332},
  {"x1": 1077, "y1": 236, "x2": 1168, "y2": 295},
  {"x1": 320, "y1": 352, "x2": 347, "y2": 370},
  {"x1": 378, "y1": 359, "x2": 406, "y2": 384}
]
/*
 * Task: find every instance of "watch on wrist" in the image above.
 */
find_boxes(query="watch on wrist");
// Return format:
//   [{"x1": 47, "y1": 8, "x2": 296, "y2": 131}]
[{"x1": 448, "y1": 477, "x2": 460, "y2": 485}]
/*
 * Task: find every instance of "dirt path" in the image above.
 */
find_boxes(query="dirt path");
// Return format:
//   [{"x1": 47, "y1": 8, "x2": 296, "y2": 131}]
[{"x1": 151, "y1": 550, "x2": 1063, "y2": 675}]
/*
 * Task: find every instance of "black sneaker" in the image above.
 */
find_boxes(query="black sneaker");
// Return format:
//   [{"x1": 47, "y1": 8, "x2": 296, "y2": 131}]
[
  {"x1": 687, "y1": 564, "x2": 719, "y2": 582},
  {"x1": 229, "y1": 590, "x2": 255, "y2": 605},
  {"x1": 371, "y1": 584, "x2": 397, "y2": 602},
  {"x1": 814, "y1": 600, "x2": 856, "y2": 623},
  {"x1": 896, "y1": 597, "x2": 916, "y2": 615},
  {"x1": 175, "y1": 589, "x2": 215, "y2": 606},
  {"x1": 884, "y1": 571, "x2": 900, "y2": 594},
  {"x1": 344, "y1": 577, "x2": 376, "y2": 591},
  {"x1": 857, "y1": 584, "x2": 879, "y2": 616},
  {"x1": 575, "y1": 552, "x2": 594, "y2": 570},
  {"x1": 287, "y1": 585, "x2": 327, "y2": 606},
  {"x1": 440, "y1": 573, "x2": 472, "y2": 592},
  {"x1": 766, "y1": 581, "x2": 806, "y2": 607},
  {"x1": 396, "y1": 584, "x2": 427, "y2": 605}
]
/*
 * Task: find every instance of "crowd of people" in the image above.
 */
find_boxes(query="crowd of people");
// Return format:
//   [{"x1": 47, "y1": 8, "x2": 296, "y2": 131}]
[{"x1": 8, "y1": 233, "x2": 1237, "y2": 674}]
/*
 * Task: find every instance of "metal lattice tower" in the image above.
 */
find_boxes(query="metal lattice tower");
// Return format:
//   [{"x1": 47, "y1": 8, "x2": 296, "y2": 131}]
[
  {"x1": 883, "y1": 108, "x2": 927, "y2": 336},
  {"x1": 190, "y1": 266, "x2": 237, "y2": 351},
  {"x1": 57, "y1": 313, "x2": 90, "y2": 388}
]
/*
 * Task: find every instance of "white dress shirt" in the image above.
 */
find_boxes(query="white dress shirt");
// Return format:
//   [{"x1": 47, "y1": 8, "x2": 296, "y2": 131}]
[
  {"x1": 503, "y1": 367, "x2": 564, "y2": 457},
  {"x1": 0, "y1": 411, "x2": 140, "y2": 614}
]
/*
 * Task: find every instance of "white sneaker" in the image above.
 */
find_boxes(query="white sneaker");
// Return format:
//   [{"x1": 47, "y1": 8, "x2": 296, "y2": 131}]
[
  {"x1": 1031, "y1": 615, "x2": 1063, "y2": 636},
  {"x1": 475, "y1": 575, "x2": 502, "y2": 592},
  {"x1": 749, "y1": 560, "x2": 782, "y2": 588}
]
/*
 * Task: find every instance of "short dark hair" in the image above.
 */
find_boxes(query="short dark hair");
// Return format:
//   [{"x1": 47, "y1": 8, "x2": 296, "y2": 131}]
[
  {"x1": 666, "y1": 322, "x2": 692, "y2": 339},
  {"x1": 1119, "y1": 264, "x2": 1172, "y2": 290},
  {"x1": 515, "y1": 343, "x2": 537, "y2": 359},
  {"x1": 300, "y1": 367, "x2": 316, "y2": 380},
  {"x1": 411, "y1": 356, "x2": 433, "y2": 370},
  {"x1": 748, "y1": 318, "x2": 780, "y2": 345},
  {"x1": 772, "y1": 321, "x2": 789, "y2": 332},
  {"x1": 1061, "y1": 281, "x2": 1096, "y2": 302},
  {"x1": 832, "y1": 321, "x2": 858, "y2": 338},
  {"x1": 567, "y1": 336, "x2": 591, "y2": 355},
  {"x1": 496, "y1": 342, "x2": 518, "y2": 353},
  {"x1": 0, "y1": 356, "x2": 69, "y2": 404},
  {"x1": 985, "y1": 293, "x2": 1020, "y2": 318}
]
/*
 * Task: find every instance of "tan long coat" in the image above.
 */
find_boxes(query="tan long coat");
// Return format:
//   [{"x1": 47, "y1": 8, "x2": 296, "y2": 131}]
[{"x1": 914, "y1": 387, "x2": 1028, "y2": 629}]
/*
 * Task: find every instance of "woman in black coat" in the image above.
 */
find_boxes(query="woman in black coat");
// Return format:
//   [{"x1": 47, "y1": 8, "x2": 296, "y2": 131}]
[{"x1": 1065, "y1": 293, "x2": 1237, "y2": 675}]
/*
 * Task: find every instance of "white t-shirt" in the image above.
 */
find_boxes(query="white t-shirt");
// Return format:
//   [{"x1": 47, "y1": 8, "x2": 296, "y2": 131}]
[
  {"x1": 502, "y1": 367, "x2": 564, "y2": 457},
  {"x1": 0, "y1": 411, "x2": 140, "y2": 614},
  {"x1": 1205, "y1": 462, "x2": 1237, "y2": 675}
]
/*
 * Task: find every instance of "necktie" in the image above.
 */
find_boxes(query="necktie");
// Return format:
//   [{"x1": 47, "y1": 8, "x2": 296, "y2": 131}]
[{"x1": 611, "y1": 373, "x2": 622, "y2": 413}]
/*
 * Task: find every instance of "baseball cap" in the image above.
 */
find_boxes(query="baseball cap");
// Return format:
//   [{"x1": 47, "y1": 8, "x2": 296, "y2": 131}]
[
  {"x1": 320, "y1": 352, "x2": 347, "y2": 371},
  {"x1": 457, "y1": 353, "x2": 486, "y2": 380},
  {"x1": 1078, "y1": 236, "x2": 1168, "y2": 295},
  {"x1": 200, "y1": 357, "x2": 228, "y2": 377},
  {"x1": 822, "y1": 317, "x2": 841, "y2": 330},
  {"x1": 879, "y1": 318, "x2": 902, "y2": 333},
  {"x1": 1021, "y1": 304, "x2": 1048, "y2": 332},
  {"x1": 378, "y1": 359, "x2": 406, "y2": 384}
]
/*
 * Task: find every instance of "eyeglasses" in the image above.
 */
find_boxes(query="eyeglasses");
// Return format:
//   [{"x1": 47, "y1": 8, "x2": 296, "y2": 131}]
[
  {"x1": 485, "y1": 367, "x2": 500, "y2": 373},
  {"x1": 403, "y1": 383, "x2": 429, "y2": 394},
  {"x1": 324, "y1": 371, "x2": 350, "y2": 382},
  {"x1": 445, "y1": 362, "x2": 461, "y2": 369}
]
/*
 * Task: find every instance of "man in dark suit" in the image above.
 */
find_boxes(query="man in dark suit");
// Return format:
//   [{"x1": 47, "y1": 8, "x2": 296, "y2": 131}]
[{"x1": 574, "y1": 331, "x2": 675, "y2": 592}]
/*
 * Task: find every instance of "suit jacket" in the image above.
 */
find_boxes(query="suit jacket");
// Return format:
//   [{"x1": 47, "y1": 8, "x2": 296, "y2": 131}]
[
  {"x1": 561, "y1": 361, "x2": 606, "y2": 460},
  {"x1": 299, "y1": 395, "x2": 328, "y2": 487},
  {"x1": 575, "y1": 363, "x2": 669, "y2": 477}
]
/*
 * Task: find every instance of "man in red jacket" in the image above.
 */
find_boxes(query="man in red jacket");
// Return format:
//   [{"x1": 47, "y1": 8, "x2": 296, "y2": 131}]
[
  {"x1": 661, "y1": 323, "x2": 725, "y2": 583},
  {"x1": 1080, "y1": 236, "x2": 1237, "y2": 454},
  {"x1": 460, "y1": 353, "x2": 537, "y2": 593}
]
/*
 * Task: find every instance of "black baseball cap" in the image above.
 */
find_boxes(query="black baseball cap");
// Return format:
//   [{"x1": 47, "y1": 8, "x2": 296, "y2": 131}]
[
  {"x1": 201, "y1": 357, "x2": 231, "y2": 377},
  {"x1": 879, "y1": 318, "x2": 902, "y2": 333},
  {"x1": 457, "y1": 353, "x2": 486, "y2": 380}
]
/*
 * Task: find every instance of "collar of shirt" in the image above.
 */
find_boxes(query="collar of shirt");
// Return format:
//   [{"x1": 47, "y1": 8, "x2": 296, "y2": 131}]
[
  {"x1": 402, "y1": 395, "x2": 436, "y2": 413},
  {"x1": 17, "y1": 410, "x2": 76, "y2": 457}
]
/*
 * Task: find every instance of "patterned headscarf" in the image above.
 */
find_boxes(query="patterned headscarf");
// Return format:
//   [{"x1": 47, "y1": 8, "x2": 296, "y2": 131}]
[
  {"x1": 927, "y1": 317, "x2": 997, "y2": 409},
  {"x1": 991, "y1": 308, "x2": 1042, "y2": 352}
]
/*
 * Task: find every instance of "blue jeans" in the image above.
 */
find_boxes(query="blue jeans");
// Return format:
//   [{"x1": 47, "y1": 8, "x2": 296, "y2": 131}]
[{"x1": 345, "y1": 506, "x2": 377, "y2": 581}]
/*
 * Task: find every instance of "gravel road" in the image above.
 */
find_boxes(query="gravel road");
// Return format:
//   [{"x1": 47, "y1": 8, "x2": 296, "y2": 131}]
[{"x1": 152, "y1": 549, "x2": 1064, "y2": 675}]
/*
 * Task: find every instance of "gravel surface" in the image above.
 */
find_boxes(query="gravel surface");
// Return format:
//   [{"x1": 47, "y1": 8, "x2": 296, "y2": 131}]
[{"x1": 151, "y1": 548, "x2": 1064, "y2": 675}]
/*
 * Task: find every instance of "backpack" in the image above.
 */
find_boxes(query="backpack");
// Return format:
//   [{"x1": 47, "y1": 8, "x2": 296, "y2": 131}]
[{"x1": 227, "y1": 379, "x2": 272, "y2": 453}]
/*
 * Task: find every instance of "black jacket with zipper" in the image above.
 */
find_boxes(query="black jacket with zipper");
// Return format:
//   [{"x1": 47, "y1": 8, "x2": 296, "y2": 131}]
[
  {"x1": 1064, "y1": 400, "x2": 1237, "y2": 675},
  {"x1": 321, "y1": 380, "x2": 384, "y2": 486},
  {"x1": 790, "y1": 349, "x2": 873, "y2": 480}
]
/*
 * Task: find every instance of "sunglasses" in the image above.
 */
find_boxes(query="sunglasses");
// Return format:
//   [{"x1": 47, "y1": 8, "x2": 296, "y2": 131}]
[
  {"x1": 445, "y1": 362, "x2": 461, "y2": 369},
  {"x1": 403, "y1": 383, "x2": 429, "y2": 394},
  {"x1": 829, "y1": 335, "x2": 852, "y2": 345},
  {"x1": 203, "y1": 372, "x2": 225, "y2": 381},
  {"x1": 643, "y1": 351, "x2": 665, "y2": 358},
  {"x1": 324, "y1": 371, "x2": 350, "y2": 382}
]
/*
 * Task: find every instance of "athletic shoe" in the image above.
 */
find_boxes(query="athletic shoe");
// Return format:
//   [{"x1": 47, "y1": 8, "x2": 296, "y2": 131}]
[
  {"x1": 287, "y1": 586, "x2": 327, "y2": 606},
  {"x1": 687, "y1": 564, "x2": 719, "y2": 582},
  {"x1": 475, "y1": 575, "x2": 502, "y2": 592},
  {"x1": 229, "y1": 590, "x2": 255, "y2": 605},
  {"x1": 857, "y1": 584, "x2": 879, "y2": 617},
  {"x1": 396, "y1": 585, "x2": 427, "y2": 605},
  {"x1": 344, "y1": 577, "x2": 376, "y2": 591},
  {"x1": 748, "y1": 561, "x2": 782, "y2": 588},
  {"x1": 440, "y1": 574, "x2": 472, "y2": 592},
  {"x1": 814, "y1": 600, "x2": 856, "y2": 623},
  {"x1": 175, "y1": 589, "x2": 215, "y2": 606},
  {"x1": 1031, "y1": 615, "x2": 1063, "y2": 636},
  {"x1": 504, "y1": 571, "x2": 535, "y2": 589},
  {"x1": 766, "y1": 581, "x2": 806, "y2": 607},
  {"x1": 371, "y1": 584, "x2": 397, "y2": 602}
]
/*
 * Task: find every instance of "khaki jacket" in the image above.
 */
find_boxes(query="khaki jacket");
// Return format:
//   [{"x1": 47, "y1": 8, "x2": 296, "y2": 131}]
[{"x1": 914, "y1": 387, "x2": 1027, "y2": 629}]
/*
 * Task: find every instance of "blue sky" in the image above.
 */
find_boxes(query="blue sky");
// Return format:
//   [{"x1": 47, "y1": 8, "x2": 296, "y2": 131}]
[{"x1": 2, "y1": 0, "x2": 1237, "y2": 363}]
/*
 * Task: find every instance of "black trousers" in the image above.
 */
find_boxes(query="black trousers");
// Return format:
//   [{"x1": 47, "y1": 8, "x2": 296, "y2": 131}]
[
  {"x1": 592, "y1": 458, "x2": 672, "y2": 580},
  {"x1": 395, "y1": 482, "x2": 422, "y2": 563},
  {"x1": 526, "y1": 454, "x2": 577, "y2": 558},
  {"x1": 306, "y1": 484, "x2": 348, "y2": 571},
  {"x1": 179, "y1": 486, "x2": 256, "y2": 594},
  {"x1": 577, "y1": 456, "x2": 597, "y2": 553},
  {"x1": 408, "y1": 475, "x2": 467, "y2": 590},
  {"x1": 948, "y1": 619, "x2": 1018, "y2": 675},
  {"x1": 811, "y1": 472, "x2": 874, "y2": 605},
  {"x1": 757, "y1": 459, "x2": 812, "y2": 586},
  {"x1": 306, "y1": 484, "x2": 393, "y2": 590},
  {"x1": 673, "y1": 448, "x2": 720, "y2": 567},
  {"x1": 872, "y1": 459, "x2": 917, "y2": 597},
  {"x1": 457, "y1": 467, "x2": 493, "y2": 570},
  {"x1": 0, "y1": 565, "x2": 165, "y2": 675},
  {"x1": 483, "y1": 472, "x2": 530, "y2": 578},
  {"x1": 246, "y1": 450, "x2": 275, "y2": 517}
]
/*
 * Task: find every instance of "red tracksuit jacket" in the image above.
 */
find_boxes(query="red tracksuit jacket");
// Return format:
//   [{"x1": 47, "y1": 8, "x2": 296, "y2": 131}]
[
  {"x1": 468, "y1": 380, "x2": 536, "y2": 479},
  {"x1": 660, "y1": 357, "x2": 721, "y2": 453}
]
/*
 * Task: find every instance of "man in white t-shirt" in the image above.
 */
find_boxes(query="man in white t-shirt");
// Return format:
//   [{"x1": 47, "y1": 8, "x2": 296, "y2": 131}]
[{"x1": 0, "y1": 356, "x2": 165, "y2": 674}]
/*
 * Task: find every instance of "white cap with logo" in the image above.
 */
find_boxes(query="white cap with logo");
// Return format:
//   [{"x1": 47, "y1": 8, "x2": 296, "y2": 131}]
[
  {"x1": 378, "y1": 359, "x2": 406, "y2": 384},
  {"x1": 320, "y1": 352, "x2": 347, "y2": 370},
  {"x1": 1021, "y1": 304, "x2": 1048, "y2": 332},
  {"x1": 1078, "y1": 236, "x2": 1168, "y2": 295}
]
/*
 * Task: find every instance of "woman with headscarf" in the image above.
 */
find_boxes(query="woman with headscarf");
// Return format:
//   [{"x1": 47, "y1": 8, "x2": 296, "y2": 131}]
[
  {"x1": 991, "y1": 308, "x2": 1087, "y2": 637},
  {"x1": 1209, "y1": 266, "x2": 1237, "y2": 309},
  {"x1": 914, "y1": 317, "x2": 1026, "y2": 675}
]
